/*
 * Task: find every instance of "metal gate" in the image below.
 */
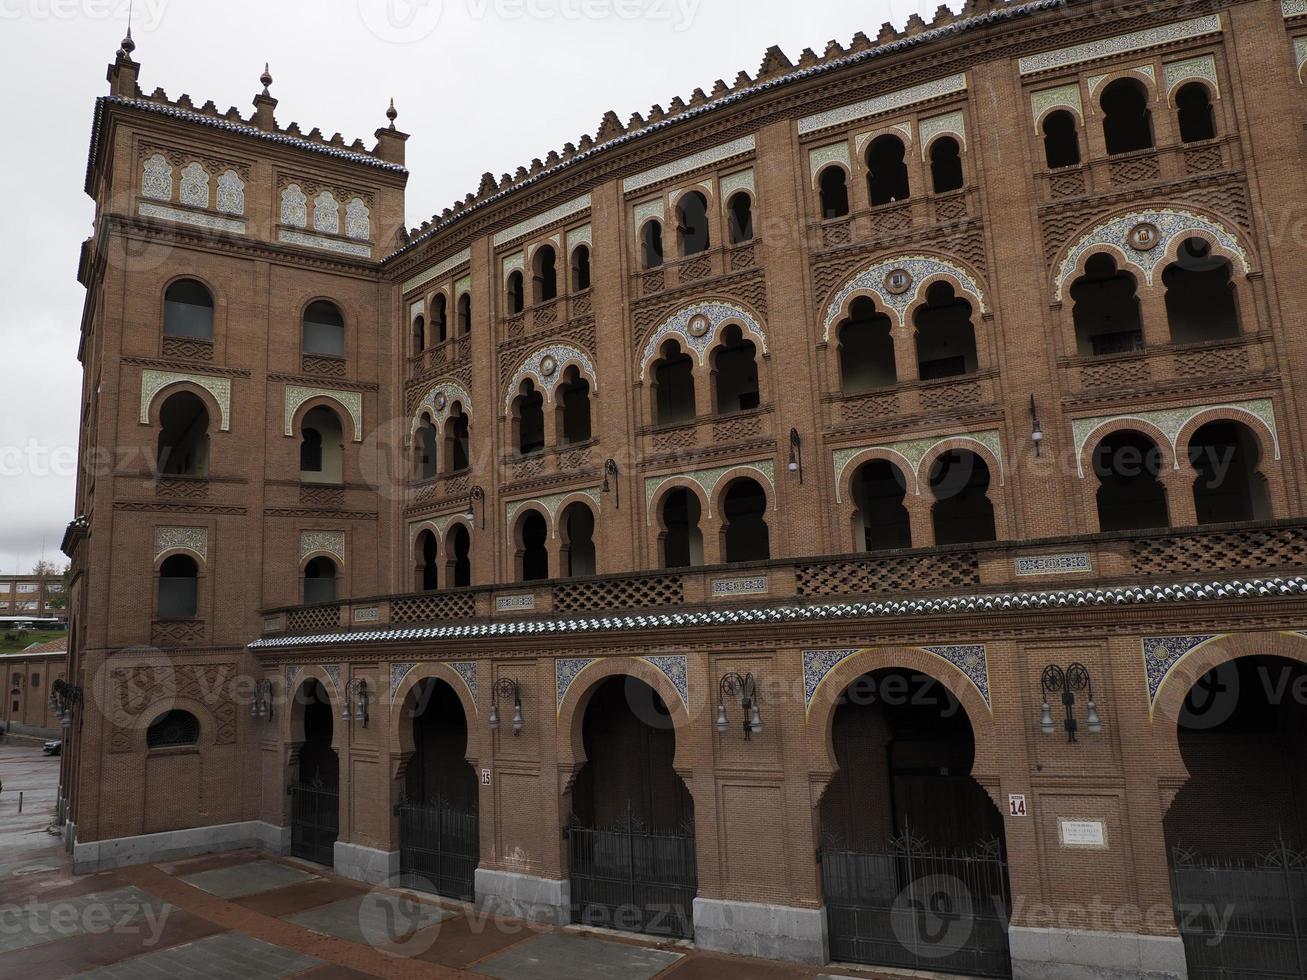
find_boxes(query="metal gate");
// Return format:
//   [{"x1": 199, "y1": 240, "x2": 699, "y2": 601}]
[
  {"x1": 568, "y1": 815, "x2": 697, "y2": 939},
  {"x1": 288, "y1": 779, "x2": 338, "y2": 867},
  {"x1": 820, "y1": 834, "x2": 1012, "y2": 978},
  {"x1": 1171, "y1": 843, "x2": 1307, "y2": 979},
  {"x1": 396, "y1": 797, "x2": 479, "y2": 902}
]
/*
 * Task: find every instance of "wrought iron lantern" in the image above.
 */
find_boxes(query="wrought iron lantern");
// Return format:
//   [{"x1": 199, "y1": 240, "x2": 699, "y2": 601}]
[
  {"x1": 343, "y1": 678, "x2": 369, "y2": 728},
  {"x1": 251, "y1": 678, "x2": 274, "y2": 721},
  {"x1": 489, "y1": 678, "x2": 524, "y2": 735},
  {"x1": 1029, "y1": 394, "x2": 1044, "y2": 458},
  {"x1": 49, "y1": 678, "x2": 83, "y2": 729},
  {"x1": 715, "y1": 672, "x2": 762, "y2": 740},
  {"x1": 1039, "y1": 663, "x2": 1102, "y2": 742},
  {"x1": 787, "y1": 428, "x2": 804, "y2": 484},
  {"x1": 601, "y1": 458, "x2": 620, "y2": 508},
  {"x1": 465, "y1": 486, "x2": 486, "y2": 529}
]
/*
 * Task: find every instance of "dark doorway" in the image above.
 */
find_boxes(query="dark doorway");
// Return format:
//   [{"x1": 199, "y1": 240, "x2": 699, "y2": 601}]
[{"x1": 291, "y1": 679, "x2": 339, "y2": 866}]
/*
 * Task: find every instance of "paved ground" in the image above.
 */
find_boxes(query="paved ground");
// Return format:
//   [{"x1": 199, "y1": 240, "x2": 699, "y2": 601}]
[{"x1": 0, "y1": 743, "x2": 904, "y2": 979}]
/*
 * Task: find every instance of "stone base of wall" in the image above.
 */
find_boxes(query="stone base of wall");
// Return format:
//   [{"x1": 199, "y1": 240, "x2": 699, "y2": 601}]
[
  {"x1": 1010, "y1": 926, "x2": 1188, "y2": 980},
  {"x1": 334, "y1": 842, "x2": 398, "y2": 885},
  {"x1": 73, "y1": 821, "x2": 289, "y2": 873},
  {"x1": 2, "y1": 722, "x2": 59, "y2": 740},
  {"x1": 474, "y1": 868, "x2": 570, "y2": 925},
  {"x1": 693, "y1": 897, "x2": 829, "y2": 965}
]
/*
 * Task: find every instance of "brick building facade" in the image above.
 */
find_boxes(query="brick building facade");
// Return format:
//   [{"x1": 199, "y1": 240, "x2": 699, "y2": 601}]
[{"x1": 56, "y1": 2, "x2": 1307, "y2": 977}]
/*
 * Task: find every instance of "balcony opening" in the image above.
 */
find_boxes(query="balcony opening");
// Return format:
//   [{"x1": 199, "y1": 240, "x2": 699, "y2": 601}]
[
  {"x1": 413, "y1": 314, "x2": 426, "y2": 354},
  {"x1": 867, "y1": 135, "x2": 910, "y2": 205},
  {"x1": 446, "y1": 524, "x2": 471, "y2": 588},
  {"x1": 1176, "y1": 82, "x2": 1216, "y2": 143},
  {"x1": 416, "y1": 415, "x2": 437, "y2": 480},
  {"x1": 572, "y1": 244, "x2": 592, "y2": 292},
  {"x1": 300, "y1": 406, "x2": 343, "y2": 484},
  {"x1": 929, "y1": 450, "x2": 996, "y2": 545},
  {"x1": 433, "y1": 294, "x2": 448, "y2": 344},
  {"x1": 1071, "y1": 253, "x2": 1144, "y2": 357},
  {"x1": 514, "y1": 379, "x2": 545, "y2": 455},
  {"x1": 677, "y1": 191, "x2": 711, "y2": 256},
  {"x1": 558, "y1": 366, "x2": 592, "y2": 445},
  {"x1": 302, "y1": 300, "x2": 345, "y2": 357},
  {"x1": 561, "y1": 502, "x2": 597, "y2": 578},
  {"x1": 506, "y1": 271, "x2": 525, "y2": 315},
  {"x1": 819, "y1": 166, "x2": 850, "y2": 219},
  {"x1": 1042, "y1": 110, "x2": 1081, "y2": 168},
  {"x1": 163, "y1": 279, "x2": 215, "y2": 340},
  {"x1": 303, "y1": 556, "x2": 338, "y2": 605},
  {"x1": 445, "y1": 402, "x2": 470, "y2": 473},
  {"x1": 1164, "y1": 238, "x2": 1240, "y2": 345},
  {"x1": 653, "y1": 339, "x2": 696, "y2": 425},
  {"x1": 722, "y1": 478, "x2": 770, "y2": 564},
  {"x1": 914, "y1": 282, "x2": 977, "y2": 380},
  {"x1": 157, "y1": 391, "x2": 210, "y2": 477},
  {"x1": 851, "y1": 460, "x2": 911, "y2": 551},
  {"x1": 158, "y1": 554, "x2": 198, "y2": 620},
  {"x1": 660, "y1": 488, "x2": 703, "y2": 569},
  {"x1": 838, "y1": 297, "x2": 897, "y2": 393},
  {"x1": 458, "y1": 294, "x2": 472, "y2": 335},
  {"x1": 517, "y1": 511, "x2": 549, "y2": 582},
  {"x1": 712, "y1": 324, "x2": 760, "y2": 415},
  {"x1": 1189, "y1": 421, "x2": 1270, "y2": 525},
  {"x1": 1092, "y1": 430, "x2": 1169, "y2": 532},
  {"x1": 417, "y1": 530, "x2": 438, "y2": 591},
  {"x1": 727, "y1": 192, "x2": 754, "y2": 244},
  {"x1": 642, "y1": 221, "x2": 664, "y2": 270},
  {"x1": 533, "y1": 244, "x2": 558, "y2": 304},
  {"x1": 1101, "y1": 78, "x2": 1153, "y2": 155},
  {"x1": 929, "y1": 137, "x2": 964, "y2": 194}
]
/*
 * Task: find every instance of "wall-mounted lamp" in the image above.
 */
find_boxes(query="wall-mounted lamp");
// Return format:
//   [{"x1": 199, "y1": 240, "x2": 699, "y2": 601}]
[
  {"x1": 343, "y1": 678, "x2": 369, "y2": 728},
  {"x1": 788, "y1": 428, "x2": 804, "y2": 485},
  {"x1": 1029, "y1": 395, "x2": 1044, "y2": 458},
  {"x1": 49, "y1": 679, "x2": 82, "y2": 729},
  {"x1": 251, "y1": 678, "x2": 274, "y2": 721},
  {"x1": 489, "y1": 678, "x2": 524, "y2": 735},
  {"x1": 466, "y1": 486, "x2": 486, "y2": 530},
  {"x1": 601, "y1": 458, "x2": 620, "y2": 509},
  {"x1": 715, "y1": 672, "x2": 763, "y2": 740},
  {"x1": 1039, "y1": 663, "x2": 1102, "y2": 743}
]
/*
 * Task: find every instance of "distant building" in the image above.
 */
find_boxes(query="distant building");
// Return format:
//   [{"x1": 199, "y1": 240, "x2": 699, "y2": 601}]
[
  {"x1": 0, "y1": 574, "x2": 68, "y2": 621},
  {"x1": 2, "y1": 638, "x2": 67, "y2": 737}
]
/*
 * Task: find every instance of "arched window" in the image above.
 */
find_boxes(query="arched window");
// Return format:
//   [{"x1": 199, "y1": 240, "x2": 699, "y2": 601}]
[
  {"x1": 163, "y1": 279, "x2": 214, "y2": 340},
  {"x1": 712, "y1": 325, "x2": 760, "y2": 414},
  {"x1": 660, "y1": 488, "x2": 702, "y2": 569},
  {"x1": 444, "y1": 402, "x2": 470, "y2": 473},
  {"x1": 929, "y1": 137, "x2": 964, "y2": 194},
  {"x1": 302, "y1": 300, "x2": 345, "y2": 357},
  {"x1": 1189, "y1": 421, "x2": 1270, "y2": 525},
  {"x1": 446, "y1": 524, "x2": 471, "y2": 588},
  {"x1": 417, "y1": 530, "x2": 438, "y2": 591},
  {"x1": 1164, "y1": 238, "x2": 1240, "y2": 345},
  {"x1": 506, "y1": 271, "x2": 525, "y2": 315},
  {"x1": 432, "y1": 294, "x2": 448, "y2": 344},
  {"x1": 558, "y1": 367, "x2": 592, "y2": 445},
  {"x1": 1101, "y1": 78, "x2": 1153, "y2": 155},
  {"x1": 1071, "y1": 253, "x2": 1144, "y2": 356},
  {"x1": 929, "y1": 450, "x2": 997, "y2": 545},
  {"x1": 1092, "y1": 430, "x2": 1169, "y2": 531},
  {"x1": 1175, "y1": 82, "x2": 1216, "y2": 143},
  {"x1": 653, "y1": 339, "x2": 695, "y2": 425},
  {"x1": 727, "y1": 193, "x2": 753, "y2": 244},
  {"x1": 303, "y1": 556, "x2": 337, "y2": 604},
  {"x1": 560, "y1": 502, "x2": 596, "y2": 578},
  {"x1": 867, "y1": 135, "x2": 910, "y2": 205},
  {"x1": 642, "y1": 221, "x2": 664, "y2": 269},
  {"x1": 300, "y1": 406, "x2": 343, "y2": 484},
  {"x1": 819, "y1": 167, "x2": 850, "y2": 219},
  {"x1": 677, "y1": 192, "x2": 710, "y2": 256},
  {"x1": 156, "y1": 391, "x2": 210, "y2": 477},
  {"x1": 851, "y1": 460, "x2": 911, "y2": 551},
  {"x1": 838, "y1": 297, "x2": 897, "y2": 393},
  {"x1": 457, "y1": 294, "x2": 472, "y2": 335},
  {"x1": 722, "y1": 478, "x2": 770, "y2": 563},
  {"x1": 518, "y1": 512, "x2": 549, "y2": 582},
  {"x1": 416, "y1": 415, "x2": 438, "y2": 480},
  {"x1": 158, "y1": 554, "x2": 198, "y2": 620},
  {"x1": 532, "y1": 245, "x2": 558, "y2": 304},
  {"x1": 146, "y1": 709, "x2": 199, "y2": 748},
  {"x1": 1042, "y1": 110, "x2": 1081, "y2": 168},
  {"x1": 514, "y1": 379, "x2": 545, "y2": 455},
  {"x1": 914, "y1": 282, "x2": 978, "y2": 380},
  {"x1": 572, "y1": 245, "x2": 592, "y2": 292},
  {"x1": 413, "y1": 314, "x2": 426, "y2": 354}
]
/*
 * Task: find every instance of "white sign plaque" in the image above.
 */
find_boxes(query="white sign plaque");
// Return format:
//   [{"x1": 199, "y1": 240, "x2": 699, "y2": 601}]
[
  {"x1": 496, "y1": 594, "x2": 536, "y2": 613},
  {"x1": 1009, "y1": 794, "x2": 1028, "y2": 817},
  {"x1": 481, "y1": 769, "x2": 492, "y2": 786},
  {"x1": 1059, "y1": 819, "x2": 1107, "y2": 849}
]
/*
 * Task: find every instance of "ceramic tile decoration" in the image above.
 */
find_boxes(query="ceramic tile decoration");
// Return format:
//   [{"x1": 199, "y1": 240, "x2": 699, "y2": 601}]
[
  {"x1": 216, "y1": 170, "x2": 245, "y2": 215},
  {"x1": 284, "y1": 386, "x2": 363, "y2": 441},
  {"x1": 504, "y1": 343, "x2": 597, "y2": 411},
  {"x1": 639, "y1": 301, "x2": 767, "y2": 379},
  {"x1": 140, "y1": 370, "x2": 232, "y2": 431},
  {"x1": 493, "y1": 193, "x2": 591, "y2": 247},
  {"x1": 644, "y1": 461, "x2": 776, "y2": 521},
  {"x1": 451, "y1": 662, "x2": 478, "y2": 708},
  {"x1": 1018, "y1": 15, "x2": 1222, "y2": 75},
  {"x1": 799, "y1": 74, "x2": 967, "y2": 135},
  {"x1": 313, "y1": 191, "x2": 340, "y2": 235},
  {"x1": 1163, "y1": 55, "x2": 1218, "y2": 100},
  {"x1": 345, "y1": 197, "x2": 370, "y2": 240},
  {"x1": 624, "y1": 136, "x2": 756, "y2": 192},
  {"x1": 1143, "y1": 635, "x2": 1221, "y2": 711},
  {"x1": 179, "y1": 162, "x2": 209, "y2": 208},
  {"x1": 154, "y1": 526, "x2": 208, "y2": 562},
  {"x1": 822, "y1": 254, "x2": 987, "y2": 339},
  {"x1": 832, "y1": 431, "x2": 1003, "y2": 501},
  {"x1": 556, "y1": 657, "x2": 597, "y2": 711},
  {"x1": 918, "y1": 110, "x2": 967, "y2": 158},
  {"x1": 300, "y1": 530, "x2": 345, "y2": 563},
  {"x1": 280, "y1": 184, "x2": 307, "y2": 227},
  {"x1": 411, "y1": 380, "x2": 472, "y2": 434},
  {"x1": 808, "y1": 142, "x2": 852, "y2": 181},
  {"x1": 506, "y1": 487, "x2": 604, "y2": 535},
  {"x1": 402, "y1": 248, "x2": 472, "y2": 294},
  {"x1": 277, "y1": 228, "x2": 372, "y2": 258},
  {"x1": 138, "y1": 202, "x2": 247, "y2": 235},
  {"x1": 142, "y1": 153, "x2": 172, "y2": 201},
  {"x1": 1030, "y1": 83, "x2": 1083, "y2": 125},
  {"x1": 390, "y1": 662, "x2": 418, "y2": 699},
  {"x1": 641, "y1": 655, "x2": 689, "y2": 710}
]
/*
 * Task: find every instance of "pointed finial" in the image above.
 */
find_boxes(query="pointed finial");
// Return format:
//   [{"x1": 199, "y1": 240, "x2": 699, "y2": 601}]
[
  {"x1": 386, "y1": 98, "x2": 398, "y2": 129},
  {"x1": 260, "y1": 63, "x2": 273, "y2": 94},
  {"x1": 117, "y1": 26, "x2": 135, "y2": 60}
]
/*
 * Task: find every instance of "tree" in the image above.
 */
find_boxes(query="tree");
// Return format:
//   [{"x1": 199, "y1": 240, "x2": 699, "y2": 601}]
[{"x1": 33, "y1": 560, "x2": 70, "y2": 612}]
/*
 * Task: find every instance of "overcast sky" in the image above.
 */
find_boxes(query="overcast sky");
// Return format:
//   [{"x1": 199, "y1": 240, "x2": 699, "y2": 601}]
[{"x1": 0, "y1": 0, "x2": 944, "y2": 574}]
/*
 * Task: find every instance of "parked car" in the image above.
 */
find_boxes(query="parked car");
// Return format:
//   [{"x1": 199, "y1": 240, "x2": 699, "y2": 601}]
[{"x1": 42, "y1": 739, "x2": 61, "y2": 756}]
